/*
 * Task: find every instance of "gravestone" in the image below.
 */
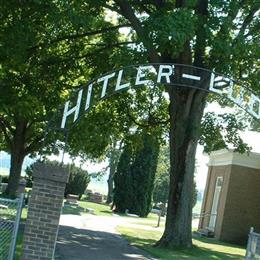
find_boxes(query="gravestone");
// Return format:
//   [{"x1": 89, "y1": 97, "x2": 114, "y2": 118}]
[{"x1": 21, "y1": 162, "x2": 69, "y2": 260}]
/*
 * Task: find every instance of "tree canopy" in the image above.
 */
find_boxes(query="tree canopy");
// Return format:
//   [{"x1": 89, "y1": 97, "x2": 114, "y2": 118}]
[{"x1": 0, "y1": 0, "x2": 259, "y2": 248}]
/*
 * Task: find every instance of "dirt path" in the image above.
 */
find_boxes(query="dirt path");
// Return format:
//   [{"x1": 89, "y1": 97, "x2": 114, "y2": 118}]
[{"x1": 55, "y1": 214, "x2": 157, "y2": 260}]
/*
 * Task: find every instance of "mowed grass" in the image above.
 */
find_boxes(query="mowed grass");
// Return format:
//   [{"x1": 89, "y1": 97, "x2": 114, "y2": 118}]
[
  {"x1": 117, "y1": 227, "x2": 246, "y2": 260},
  {"x1": 19, "y1": 199, "x2": 113, "y2": 221},
  {"x1": 14, "y1": 231, "x2": 24, "y2": 260},
  {"x1": 62, "y1": 200, "x2": 113, "y2": 216}
]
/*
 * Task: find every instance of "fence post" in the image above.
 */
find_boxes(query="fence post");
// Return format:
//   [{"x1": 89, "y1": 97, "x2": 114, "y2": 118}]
[
  {"x1": 8, "y1": 193, "x2": 24, "y2": 260},
  {"x1": 246, "y1": 227, "x2": 254, "y2": 259},
  {"x1": 21, "y1": 162, "x2": 69, "y2": 260}
]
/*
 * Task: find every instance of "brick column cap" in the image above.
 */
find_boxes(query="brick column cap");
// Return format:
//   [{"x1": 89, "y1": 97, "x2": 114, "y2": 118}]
[{"x1": 33, "y1": 162, "x2": 70, "y2": 183}]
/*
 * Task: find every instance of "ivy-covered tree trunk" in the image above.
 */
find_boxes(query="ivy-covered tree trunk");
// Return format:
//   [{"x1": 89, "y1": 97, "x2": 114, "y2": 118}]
[
  {"x1": 5, "y1": 120, "x2": 27, "y2": 198},
  {"x1": 106, "y1": 141, "x2": 122, "y2": 204},
  {"x1": 106, "y1": 156, "x2": 117, "y2": 204},
  {"x1": 157, "y1": 87, "x2": 207, "y2": 248}
]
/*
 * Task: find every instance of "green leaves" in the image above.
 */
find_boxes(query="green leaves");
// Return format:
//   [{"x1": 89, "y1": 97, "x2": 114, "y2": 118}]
[
  {"x1": 199, "y1": 112, "x2": 251, "y2": 153},
  {"x1": 144, "y1": 9, "x2": 197, "y2": 56},
  {"x1": 113, "y1": 132, "x2": 159, "y2": 217}
]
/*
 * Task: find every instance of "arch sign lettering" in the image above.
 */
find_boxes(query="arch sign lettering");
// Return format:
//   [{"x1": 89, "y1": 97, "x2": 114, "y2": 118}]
[{"x1": 48, "y1": 63, "x2": 260, "y2": 131}]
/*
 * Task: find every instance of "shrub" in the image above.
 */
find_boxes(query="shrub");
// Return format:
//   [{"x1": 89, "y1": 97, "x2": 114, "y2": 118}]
[
  {"x1": 65, "y1": 164, "x2": 90, "y2": 199},
  {"x1": 25, "y1": 160, "x2": 90, "y2": 199}
]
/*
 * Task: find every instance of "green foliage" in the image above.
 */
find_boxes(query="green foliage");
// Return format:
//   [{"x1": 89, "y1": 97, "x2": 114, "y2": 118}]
[
  {"x1": 144, "y1": 9, "x2": 197, "y2": 56},
  {"x1": 25, "y1": 165, "x2": 33, "y2": 188},
  {"x1": 153, "y1": 146, "x2": 170, "y2": 205},
  {"x1": 113, "y1": 132, "x2": 160, "y2": 217},
  {"x1": 113, "y1": 143, "x2": 134, "y2": 213},
  {"x1": 0, "y1": 176, "x2": 9, "y2": 183},
  {"x1": 0, "y1": 0, "x2": 135, "y2": 195},
  {"x1": 200, "y1": 112, "x2": 251, "y2": 153},
  {"x1": 0, "y1": 0, "x2": 259, "y2": 247},
  {"x1": 130, "y1": 133, "x2": 160, "y2": 217},
  {"x1": 65, "y1": 164, "x2": 90, "y2": 199},
  {"x1": 25, "y1": 160, "x2": 90, "y2": 199}
]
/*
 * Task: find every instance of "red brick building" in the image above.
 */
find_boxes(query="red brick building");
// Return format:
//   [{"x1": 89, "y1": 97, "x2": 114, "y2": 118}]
[{"x1": 199, "y1": 149, "x2": 260, "y2": 245}]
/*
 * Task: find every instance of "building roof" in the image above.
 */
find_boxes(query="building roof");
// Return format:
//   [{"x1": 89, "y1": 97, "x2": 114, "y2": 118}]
[{"x1": 208, "y1": 149, "x2": 260, "y2": 169}]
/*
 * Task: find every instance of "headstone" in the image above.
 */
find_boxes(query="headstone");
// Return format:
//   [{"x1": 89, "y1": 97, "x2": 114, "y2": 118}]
[{"x1": 66, "y1": 194, "x2": 79, "y2": 205}]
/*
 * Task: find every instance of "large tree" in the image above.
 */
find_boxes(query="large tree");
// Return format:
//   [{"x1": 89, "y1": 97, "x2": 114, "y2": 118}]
[
  {"x1": 1, "y1": 0, "x2": 258, "y2": 248},
  {"x1": 0, "y1": 1, "x2": 132, "y2": 197},
  {"x1": 93, "y1": 0, "x2": 260, "y2": 248}
]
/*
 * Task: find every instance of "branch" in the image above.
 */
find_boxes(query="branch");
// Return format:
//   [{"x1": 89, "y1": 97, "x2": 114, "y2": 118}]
[
  {"x1": 71, "y1": 41, "x2": 136, "y2": 60},
  {"x1": 83, "y1": 41, "x2": 135, "y2": 47},
  {"x1": 127, "y1": 112, "x2": 150, "y2": 128},
  {"x1": 115, "y1": 0, "x2": 161, "y2": 63},
  {"x1": 126, "y1": 106, "x2": 169, "y2": 128},
  {"x1": 29, "y1": 23, "x2": 131, "y2": 50},
  {"x1": 24, "y1": 134, "x2": 45, "y2": 155},
  {"x1": 148, "y1": 115, "x2": 170, "y2": 126},
  {"x1": 0, "y1": 116, "x2": 15, "y2": 134},
  {"x1": 193, "y1": 0, "x2": 209, "y2": 67},
  {"x1": 132, "y1": 0, "x2": 167, "y2": 9},
  {"x1": 233, "y1": 5, "x2": 260, "y2": 45},
  {"x1": 38, "y1": 41, "x2": 135, "y2": 67},
  {"x1": 0, "y1": 118, "x2": 13, "y2": 148},
  {"x1": 217, "y1": 0, "x2": 246, "y2": 38}
]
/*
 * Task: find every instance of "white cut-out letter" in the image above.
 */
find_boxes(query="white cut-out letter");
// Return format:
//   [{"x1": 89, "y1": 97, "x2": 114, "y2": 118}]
[
  {"x1": 227, "y1": 82, "x2": 245, "y2": 106},
  {"x1": 182, "y1": 73, "x2": 200, "y2": 81},
  {"x1": 98, "y1": 72, "x2": 115, "y2": 98},
  {"x1": 135, "y1": 65, "x2": 154, "y2": 85},
  {"x1": 209, "y1": 73, "x2": 228, "y2": 94},
  {"x1": 248, "y1": 93, "x2": 260, "y2": 119},
  {"x1": 115, "y1": 69, "x2": 130, "y2": 91},
  {"x1": 85, "y1": 83, "x2": 93, "y2": 111},
  {"x1": 61, "y1": 89, "x2": 83, "y2": 129},
  {"x1": 157, "y1": 65, "x2": 174, "y2": 83}
]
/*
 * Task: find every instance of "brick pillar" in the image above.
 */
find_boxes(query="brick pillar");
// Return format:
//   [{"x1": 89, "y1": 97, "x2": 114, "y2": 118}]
[{"x1": 22, "y1": 162, "x2": 69, "y2": 260}]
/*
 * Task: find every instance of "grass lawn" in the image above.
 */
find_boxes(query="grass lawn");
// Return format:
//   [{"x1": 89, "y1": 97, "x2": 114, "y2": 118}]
[
  {"x1": 14, "y1": 231, "x2": 24, "y2": 260},
  {"x1": 62, "y1": 200, "x2": 113, "y2": 216},
  {"x1": 21, "y1": 208, "x2": 27, "y2": 221},
  {"x1": 19, "y1": 199, "x2": 113, "y2": 221},
  {"x1": 131, "y1": 214, "x2": 164, "y2": 227},
  {"x1": 193, "y1": 201, "x2": 202, "y2": 215},
  {"x1": 117, "y1": 226, "x2": 246, "y2": 259}
]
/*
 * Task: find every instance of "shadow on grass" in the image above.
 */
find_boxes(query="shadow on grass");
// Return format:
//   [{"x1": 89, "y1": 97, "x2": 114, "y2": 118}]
[
  {"x1": 194, "y1": 235, "x2": 245, "y2": 249},
  {"x1": 100, "y1": 210, "x2": 113, "y2": 215},
  {"x1": 121, "y1": 234, "x2": 245, "y2": 260},
  {"x1": 62, "y1": 204, "x2": 85, "y2": 215}
]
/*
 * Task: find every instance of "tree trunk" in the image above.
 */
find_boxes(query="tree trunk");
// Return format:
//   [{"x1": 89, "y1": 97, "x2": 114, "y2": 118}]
[
  {"x1": 106, "y1": 164, "x2": 116, "y2": 204},
  {"x1": 156, "y1": 85, "x2": 208, "y2": 248},
  {"x1": 106, "y1": 142, "x2": 121, "y2": 204},
  {"x1": 5, "y1": 120, "x2": 27, "y2": 198}
]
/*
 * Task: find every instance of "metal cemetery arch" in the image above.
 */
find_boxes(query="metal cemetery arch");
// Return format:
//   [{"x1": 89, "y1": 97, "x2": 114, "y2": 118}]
[{"x1": 47, "y1": 63, "x2": 260, "y2": 134}]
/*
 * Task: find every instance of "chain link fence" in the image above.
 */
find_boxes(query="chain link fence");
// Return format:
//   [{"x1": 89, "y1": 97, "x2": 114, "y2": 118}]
[
  {"x1": 246, "y1": 227, "x2": 260, "y2": 260},
  {"x1": 0, "y1": 194, "x2": 24, "y2": 260}
]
